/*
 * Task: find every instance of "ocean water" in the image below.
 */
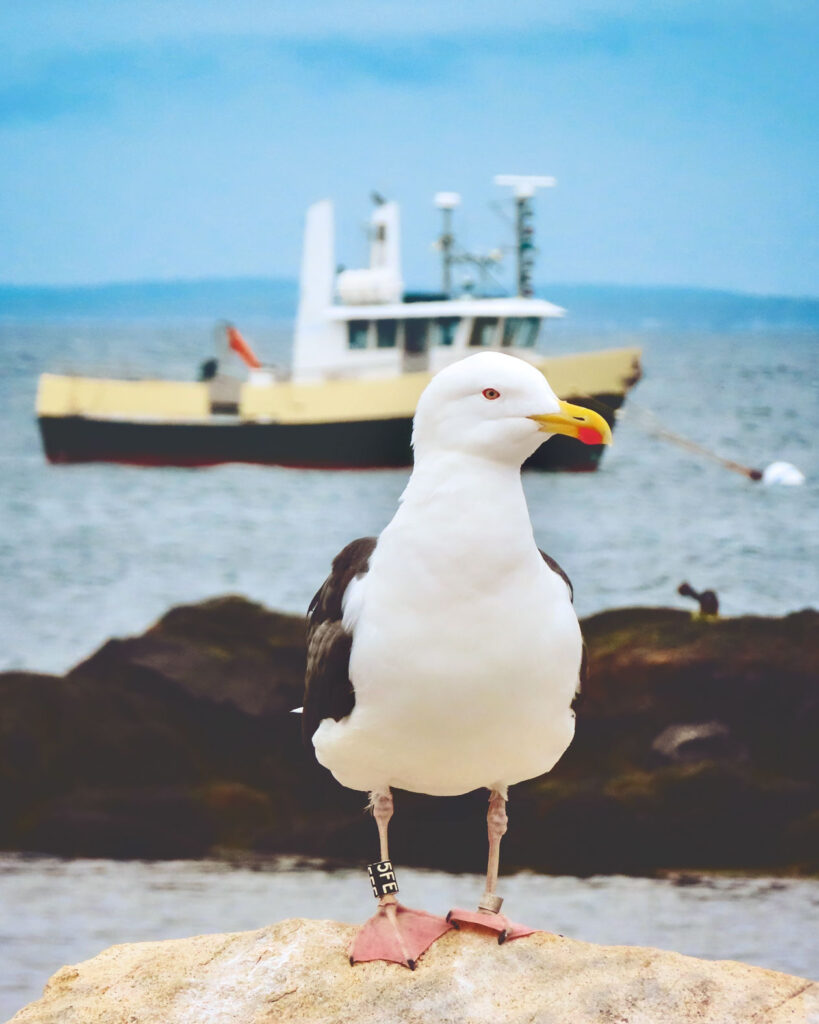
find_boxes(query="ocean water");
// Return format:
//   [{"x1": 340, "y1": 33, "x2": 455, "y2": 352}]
[
  {"x1": 1, "y1": 856, "x2": 817, "y2": 1020},
  {"x1": 0, "y1": 321, "x2": 817, "y2": 1018},
  {"x1": 0, "y1": 318, "x2": 816, "y2": 674}
]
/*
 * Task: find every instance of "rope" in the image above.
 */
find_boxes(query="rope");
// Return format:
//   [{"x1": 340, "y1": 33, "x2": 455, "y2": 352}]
[
  {"x1": 626, "y1": 403, "x2": 762, "y2": 480},
  {"x1": 580, "y1": 395, "x2": 763, "y2": 481}
]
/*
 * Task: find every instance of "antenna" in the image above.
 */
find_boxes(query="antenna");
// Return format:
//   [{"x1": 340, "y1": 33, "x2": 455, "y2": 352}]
[
  {"x1": 434, "y1": 191, "x2": 461, "y2": 296},
  {"x1": 493, "y1": 174, "x2": 556, "y2": 297}
]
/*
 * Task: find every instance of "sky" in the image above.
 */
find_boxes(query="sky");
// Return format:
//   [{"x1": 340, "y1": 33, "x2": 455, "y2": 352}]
[{"x1": 1, "y1": 1, "x2": 817, "y2": 295}]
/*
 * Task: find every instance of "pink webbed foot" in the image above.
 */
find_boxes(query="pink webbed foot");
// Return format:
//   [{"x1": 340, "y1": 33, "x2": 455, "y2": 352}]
[
  {"x1": 350, "y1": 901, "x2": 453, "y2": 970},
  {"x1": 446, "y1": 907, "x2": 537, "y2": 944}
]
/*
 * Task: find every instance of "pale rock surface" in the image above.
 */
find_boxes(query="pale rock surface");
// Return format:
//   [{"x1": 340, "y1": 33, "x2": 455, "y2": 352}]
[{"x1": 9, "y1": 919, "x2": 818, "y2": 1024}]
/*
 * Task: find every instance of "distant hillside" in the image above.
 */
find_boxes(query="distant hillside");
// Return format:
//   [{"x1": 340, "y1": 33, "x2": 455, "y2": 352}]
[
  {"x1": 0, "y1": 278, "x2": 296, "y2": 321},
  {"x1": 546, "y1": 284, "x2": 819, "y2": 332},
  {"x1": 1, "y1": 278, "x2": 817, "y2": 331}
]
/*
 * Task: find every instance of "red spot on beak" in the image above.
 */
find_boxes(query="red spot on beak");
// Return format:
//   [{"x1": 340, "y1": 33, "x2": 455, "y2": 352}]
[{"x1": 577, "y1": 426, "x2": 603, "y2": 445}]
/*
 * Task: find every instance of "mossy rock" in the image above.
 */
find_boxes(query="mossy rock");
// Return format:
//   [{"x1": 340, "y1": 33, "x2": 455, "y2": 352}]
[{"x1": 1, "y1": 598, "x2": 817, "y2": 873}]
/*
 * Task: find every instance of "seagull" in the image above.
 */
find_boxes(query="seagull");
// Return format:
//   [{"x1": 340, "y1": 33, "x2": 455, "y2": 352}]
[{"x1": 302, "y1": 351, "x2": 611, "y2": 969}]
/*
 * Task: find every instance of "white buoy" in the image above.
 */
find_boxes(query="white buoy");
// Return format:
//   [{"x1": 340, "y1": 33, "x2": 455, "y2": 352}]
[{"x1": 761, "y1": 461, "x2": 806, "y2": 486}]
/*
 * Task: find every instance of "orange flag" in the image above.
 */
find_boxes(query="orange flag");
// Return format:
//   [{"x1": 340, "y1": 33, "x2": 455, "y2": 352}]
[{"x1": 226, "y1": 325, "x2": 262, "y2": 369}]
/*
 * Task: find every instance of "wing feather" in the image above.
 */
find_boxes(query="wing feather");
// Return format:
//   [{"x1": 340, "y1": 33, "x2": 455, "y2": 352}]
[
  {"x1": 539, "y1": 548, "x2": 588, "y2": 695},
  {"x1": 302, "y1": 537, "x2": 376, "y2": 747},
  {"x1": 538, "y1": 548, "x2": 574, "y2": 602}
]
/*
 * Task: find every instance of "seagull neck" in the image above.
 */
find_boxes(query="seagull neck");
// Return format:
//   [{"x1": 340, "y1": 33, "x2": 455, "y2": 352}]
[
  {"x1": 387, "y1": 452, "x2": 538, "y2": 569},
  {"x1": 401, "y1": 451, "x2": 526, "y2": 508}
]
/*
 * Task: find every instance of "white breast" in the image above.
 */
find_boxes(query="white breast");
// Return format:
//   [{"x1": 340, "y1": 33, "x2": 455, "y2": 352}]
[{"x1": 313, "y1": 458, "x2": 582, "y2": 797}]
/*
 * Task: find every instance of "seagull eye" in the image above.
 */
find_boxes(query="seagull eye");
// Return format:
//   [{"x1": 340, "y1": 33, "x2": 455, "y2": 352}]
[{"x1": 482, "y1": 388, "x2": 501, "y2": 400}]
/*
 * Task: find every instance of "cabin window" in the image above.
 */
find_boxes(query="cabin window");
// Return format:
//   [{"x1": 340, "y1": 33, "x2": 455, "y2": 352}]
[
  {"x1": 468, "y1": 317, "x2": 499, "y2": 347},
  {"x1": 348, "y1": 320, "x2": 369, "y2": 349},
  {"x1": 376, "y1": 319, "x2": 397, "y2": 348},
  {"x1": 404, "y1": 319, "x2": 428, "y2": 354},
  {"x1": 433, "y1": 317, "x2": 459, "y2": 346},
  {"x1": 502, "y1": 317, "x2": 540, "y2": 348}
]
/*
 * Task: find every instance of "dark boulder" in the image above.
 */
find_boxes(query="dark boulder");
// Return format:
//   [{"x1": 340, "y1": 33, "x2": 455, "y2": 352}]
[{"x1": 0, "y1": 599, "x2": 816, "y2": 874}]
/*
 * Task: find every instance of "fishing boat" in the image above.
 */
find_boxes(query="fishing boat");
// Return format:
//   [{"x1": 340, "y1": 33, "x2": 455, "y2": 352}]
[{"x1": 37, "y1": 176, "x2": 641, "y2": 471}]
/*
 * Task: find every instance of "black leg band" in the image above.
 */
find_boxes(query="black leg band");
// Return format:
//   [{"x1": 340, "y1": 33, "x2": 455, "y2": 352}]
[{"x1": 367, "y1": 860, "x2": 399, "y2": 899}]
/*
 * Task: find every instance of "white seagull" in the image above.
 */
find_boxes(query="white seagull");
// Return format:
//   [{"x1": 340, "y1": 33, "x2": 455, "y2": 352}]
[{"x1": 302, "y1": 351, "x2": 612, "y2": 969}]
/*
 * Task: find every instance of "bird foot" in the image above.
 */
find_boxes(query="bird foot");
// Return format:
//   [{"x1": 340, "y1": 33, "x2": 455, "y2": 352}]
[
  {"x1": 349, "y1": 902, "x2": 453, "y2": 969},
  {"x1": 446, "y1": 907, "x2": 537, "y2": 944}
]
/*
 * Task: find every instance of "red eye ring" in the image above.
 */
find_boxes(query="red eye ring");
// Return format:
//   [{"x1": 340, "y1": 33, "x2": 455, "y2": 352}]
[{"x1": 482, "y1": 388, "x2": 501, "y2": 400}]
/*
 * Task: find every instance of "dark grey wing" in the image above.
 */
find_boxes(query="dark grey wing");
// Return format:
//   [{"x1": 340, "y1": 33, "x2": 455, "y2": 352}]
[
  {"x1": 303, "y1": 537, "x2": 377, "y2": 747},
  {"x1": 538, "y1": 548, "x2": 573, "y2": 602},
  {"x1": 539, "y1": 548, "x2": 588, "y2": 694}
]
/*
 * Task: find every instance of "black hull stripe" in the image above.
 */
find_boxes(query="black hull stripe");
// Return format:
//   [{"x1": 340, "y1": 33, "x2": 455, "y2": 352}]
[{"x1": 39, "y1": 395, "x2": 623, "y2": 472}]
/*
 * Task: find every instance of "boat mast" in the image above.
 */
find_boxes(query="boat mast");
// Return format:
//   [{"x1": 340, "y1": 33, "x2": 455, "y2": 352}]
[
  {"x1": 493, "y1": 174, "x2": 555, "y2": 297},
  {"x1": 434, "y1": 191, "x2": 461, "y2": 296}
]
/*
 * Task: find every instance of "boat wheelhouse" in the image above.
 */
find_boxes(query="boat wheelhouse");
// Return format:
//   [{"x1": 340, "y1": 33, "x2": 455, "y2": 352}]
[{"x1": 287, "y1": 193, "x2": 567, "y2": 385}]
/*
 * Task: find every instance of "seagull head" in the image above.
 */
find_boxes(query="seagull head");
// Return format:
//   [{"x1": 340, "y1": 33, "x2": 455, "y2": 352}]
[{"x1": 412, "y1": 351, "x2": 612, "y2": 465}]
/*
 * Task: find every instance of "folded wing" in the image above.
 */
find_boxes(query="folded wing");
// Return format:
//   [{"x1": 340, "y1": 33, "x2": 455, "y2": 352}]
[{"x1": 303, "y1": 537, "x2": 377, "y2": 747}]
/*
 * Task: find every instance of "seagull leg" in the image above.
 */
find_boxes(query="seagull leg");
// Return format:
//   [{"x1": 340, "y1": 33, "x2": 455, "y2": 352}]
[
  {"x1": 349, "y1": 788, "x2": 452, "y2": 969},
  {"x1": 447, "y1": 788, "x2": 536, "y2": 943},
  {"x1": 481, "y1": 787, "x2": 507, "y2": 913}
]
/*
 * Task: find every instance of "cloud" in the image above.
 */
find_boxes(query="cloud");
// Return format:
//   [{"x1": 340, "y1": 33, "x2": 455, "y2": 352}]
[
  {"x1": 0, "y1": 16, "x2": 700, "y2": 126},
  {"x1": 3, "y1": 0, "x2": 816, "y2": 59},
  {"x1": 3, "y1": 0, "x2": 816, "y2": 127},
  {"x1": 0, "y1": 46, "x2": 219, "y2": 126},
  {"x1": 0, "y1": 0, "x2": 661, "y2": 55}
]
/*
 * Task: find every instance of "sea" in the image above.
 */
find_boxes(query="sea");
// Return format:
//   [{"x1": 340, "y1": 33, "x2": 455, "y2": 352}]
[
  {"x1": 0, "y1": 317, "x2": 817, "y2": 675},
  {"x1": 0, "y1": 312, "x2": 817, "y2": 1016},
  {"x1": 2, "y1": 856, "x2": 818, "y2": 1020}
]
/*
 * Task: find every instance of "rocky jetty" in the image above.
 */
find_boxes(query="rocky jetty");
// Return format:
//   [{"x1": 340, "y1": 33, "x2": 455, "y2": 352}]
[
  {"x1": 10, "y1": 919, "x2": 818, "y2": 1024},
  {"x1": 1, "y1": 598, "x2": 817, "y2": 873}
]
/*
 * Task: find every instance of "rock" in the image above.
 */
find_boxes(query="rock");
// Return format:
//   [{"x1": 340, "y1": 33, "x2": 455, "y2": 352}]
[
  {"x1": 651, "y1": 721, "x2": 747, "y2": 764},
  {"x1": 10, "y1": 920, "x2": 818, "y2": 1024},
  {"x1": 0, "y1": 598, "x2": 351, "y2": 860},
  {"x1": 69, "y1": 595, "x2": 307, "y2": 718},
  {"x1": 1, "y1": 599, "x2": 817, "y2": 872}
]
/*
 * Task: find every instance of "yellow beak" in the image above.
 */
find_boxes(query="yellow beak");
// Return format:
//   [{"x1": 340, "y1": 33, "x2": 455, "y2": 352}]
[{"x1": 529, "y1": 400, "x2": 613, "y2": 446}]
